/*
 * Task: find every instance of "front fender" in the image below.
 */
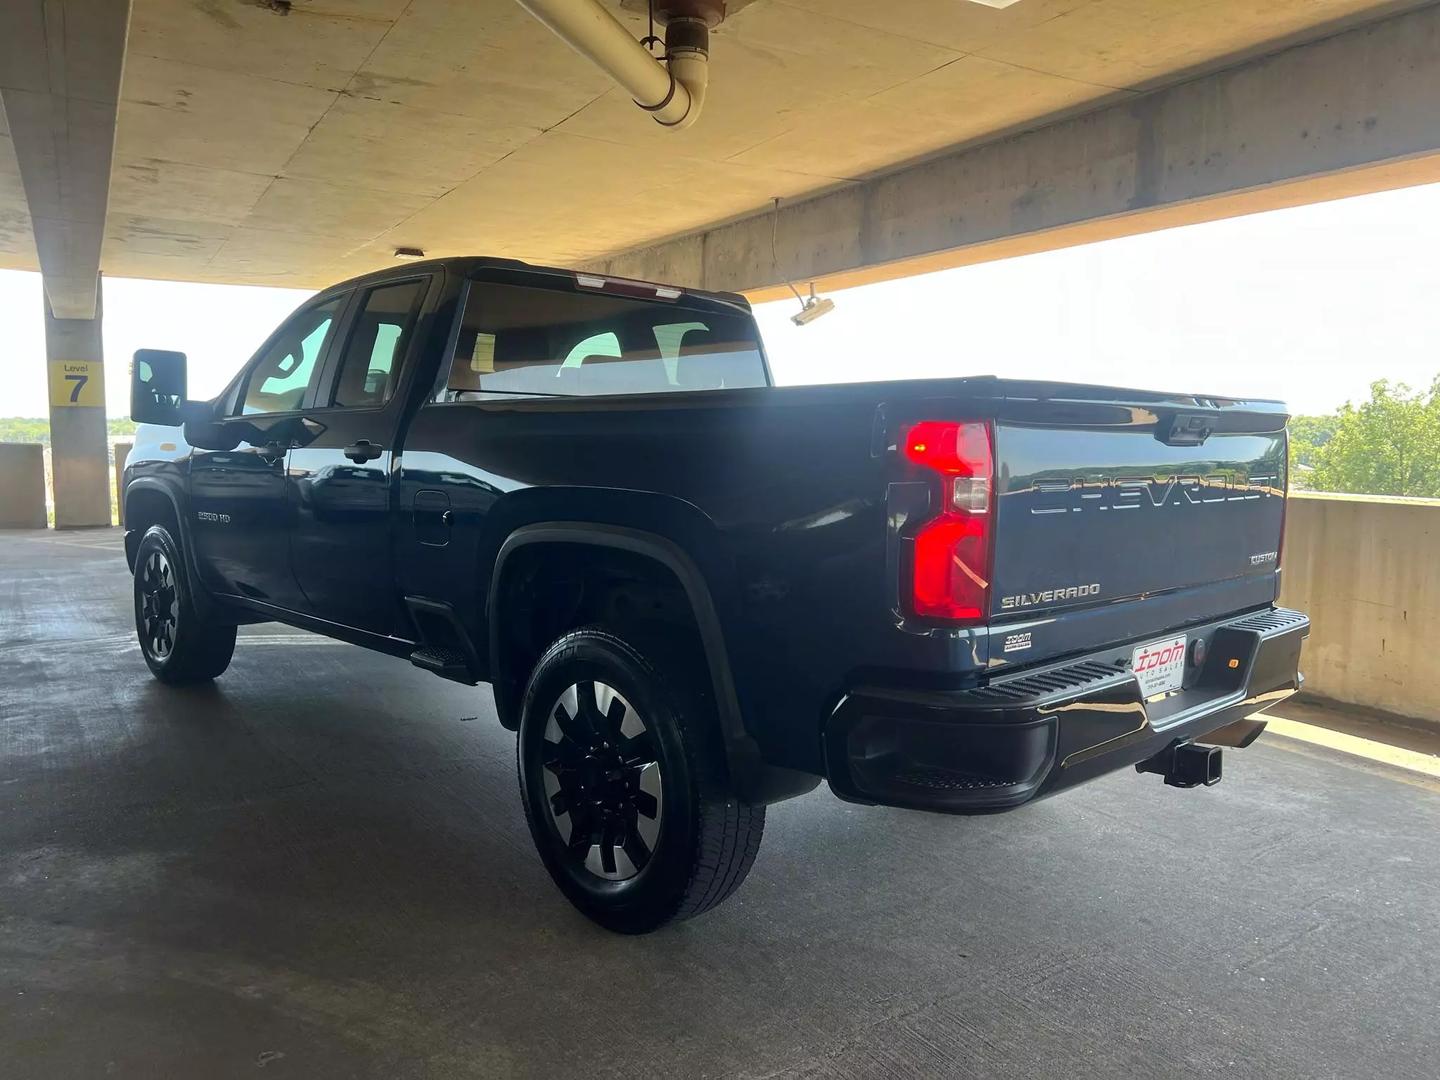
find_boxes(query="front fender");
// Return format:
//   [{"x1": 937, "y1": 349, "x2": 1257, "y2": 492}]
[{"x1": 122, "y1": 476, "x2": 190, "y2": 569}]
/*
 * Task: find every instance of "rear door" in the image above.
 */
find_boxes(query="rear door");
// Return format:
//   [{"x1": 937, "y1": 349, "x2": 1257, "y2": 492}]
[{"x1": 287, "y1": 276, "x2": 430, "y2": 635}]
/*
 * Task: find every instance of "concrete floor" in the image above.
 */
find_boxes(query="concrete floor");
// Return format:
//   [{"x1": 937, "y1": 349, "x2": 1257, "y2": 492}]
[{"x1": 3, "y1": 528, "x2": 1438, "y2": 1080}]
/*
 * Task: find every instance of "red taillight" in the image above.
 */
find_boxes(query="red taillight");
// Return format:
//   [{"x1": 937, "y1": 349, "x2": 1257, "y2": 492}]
[{"x1": 903, "y1": 420, "x2": 994, "y2": 623}]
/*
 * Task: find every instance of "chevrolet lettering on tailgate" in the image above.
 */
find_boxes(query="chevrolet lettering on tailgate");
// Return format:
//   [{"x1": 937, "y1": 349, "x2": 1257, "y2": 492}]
[{"x1": 1028, "y1": 473, "x2": 1280, "y2": 515}]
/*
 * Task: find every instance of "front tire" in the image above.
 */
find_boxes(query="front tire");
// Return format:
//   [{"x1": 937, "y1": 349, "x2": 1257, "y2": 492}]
[
  {"x1": 133, "y1": 525, "x2": 236, "y2": 684},
  {"x1": 517, "y1": 628, "x2": 764, "y2": 934}
]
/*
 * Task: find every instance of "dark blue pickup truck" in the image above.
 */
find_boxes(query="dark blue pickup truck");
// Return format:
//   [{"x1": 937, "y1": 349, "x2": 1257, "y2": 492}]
[{"x1": 125, "y1": 256, "x2": 1308, "y2": 933}]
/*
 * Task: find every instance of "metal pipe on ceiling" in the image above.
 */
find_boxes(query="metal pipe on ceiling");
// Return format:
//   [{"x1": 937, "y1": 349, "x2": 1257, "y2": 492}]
[{"x1": 515, "y1": 0, "x2": 711, "y2": 130}]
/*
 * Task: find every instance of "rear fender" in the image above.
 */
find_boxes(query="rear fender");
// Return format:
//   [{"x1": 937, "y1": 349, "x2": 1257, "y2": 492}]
[{"x1": 489, "y1": 512, "x2": 817, "y2": 806}]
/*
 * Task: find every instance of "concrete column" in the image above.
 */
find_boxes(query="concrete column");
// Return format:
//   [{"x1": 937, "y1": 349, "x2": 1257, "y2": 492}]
[{"x1": 43, "y1": 289, "x2": 110, "y2": 528}]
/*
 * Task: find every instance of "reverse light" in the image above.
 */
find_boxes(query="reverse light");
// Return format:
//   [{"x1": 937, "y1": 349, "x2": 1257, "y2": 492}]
[{"x1": 903, "y1": 420, "x2": 995, "y2": 623}]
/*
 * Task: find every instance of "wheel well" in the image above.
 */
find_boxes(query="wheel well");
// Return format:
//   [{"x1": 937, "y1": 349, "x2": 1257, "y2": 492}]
[
  {"x1": 490, "y1": 542, "x2": 706, "y2": 730},
  {"x1": 123, "y1": 488, "x2": 181, "y2": 569}
]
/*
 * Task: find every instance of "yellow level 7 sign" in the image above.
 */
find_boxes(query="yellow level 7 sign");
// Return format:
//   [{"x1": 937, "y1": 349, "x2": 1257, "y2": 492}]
[{"x1": 48, "y1": 359, "x2": 104, "y2": 408}]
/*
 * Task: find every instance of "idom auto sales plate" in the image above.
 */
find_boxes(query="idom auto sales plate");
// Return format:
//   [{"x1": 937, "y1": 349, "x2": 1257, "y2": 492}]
[{"x1": 1131, "y1": 635, "x2": 1186, "y2": 698}]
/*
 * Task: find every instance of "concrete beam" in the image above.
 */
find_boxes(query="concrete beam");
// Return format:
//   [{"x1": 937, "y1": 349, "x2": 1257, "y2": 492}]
[
  {"x1": 591, "y1": 3, "x2": 1440, "y2": 297},
  {"x1": 0, "y1": 1, "x2": 131, "y2": 319}
]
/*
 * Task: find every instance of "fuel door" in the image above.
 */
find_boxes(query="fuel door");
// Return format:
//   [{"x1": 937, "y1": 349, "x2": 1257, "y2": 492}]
[{"x1": 413, "y1": 489, "x2": 452, "y2": 547}]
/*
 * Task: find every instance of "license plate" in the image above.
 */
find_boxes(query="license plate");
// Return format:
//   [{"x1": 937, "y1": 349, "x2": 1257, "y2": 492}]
[{"x1": 1131, "y1": 634, "x2": 1187, "y2": 698}]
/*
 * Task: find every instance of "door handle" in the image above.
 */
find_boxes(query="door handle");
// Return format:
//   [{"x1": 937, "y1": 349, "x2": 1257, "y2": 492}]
[{"x1": 343, "y1": 440, "x2": 384, "y2": 464}]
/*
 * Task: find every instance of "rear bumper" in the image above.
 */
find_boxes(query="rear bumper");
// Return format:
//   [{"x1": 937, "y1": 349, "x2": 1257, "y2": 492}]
[{"x1": 824, "y1": 607, "x2": 1309, "y2": 813}]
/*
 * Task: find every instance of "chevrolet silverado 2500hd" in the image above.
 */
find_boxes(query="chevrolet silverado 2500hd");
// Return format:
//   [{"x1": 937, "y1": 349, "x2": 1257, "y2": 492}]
[{"x1": 124, "y1": 257, "x2": 1309, "y2": 933}]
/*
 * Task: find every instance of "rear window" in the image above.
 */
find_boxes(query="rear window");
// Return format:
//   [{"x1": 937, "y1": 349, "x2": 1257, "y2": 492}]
[{"x1": 439, "y1": 281, "x2": 768, "y2": 399}]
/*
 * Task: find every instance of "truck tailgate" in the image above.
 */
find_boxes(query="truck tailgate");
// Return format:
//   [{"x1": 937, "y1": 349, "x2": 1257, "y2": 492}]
[{"x1": 991, "y1": 399, "x2": 1287, "y2": 630}]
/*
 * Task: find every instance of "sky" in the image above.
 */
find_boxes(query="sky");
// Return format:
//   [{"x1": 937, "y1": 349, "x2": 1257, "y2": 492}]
[
  {"x1": 753, "y1": 180, "x2": 1440, "y2": 413},
  {"x1": 4, "y1": 179, "x2": 1440, "y2": 419}
]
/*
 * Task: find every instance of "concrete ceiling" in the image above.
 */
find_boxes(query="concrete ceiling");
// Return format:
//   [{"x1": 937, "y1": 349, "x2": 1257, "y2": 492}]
[
  {"x1": 0, "y1": 0, "x2": 129, "y2": 317},
  {"x1": 0, "y1": 0, "x2": 1430, "y2": 292}
]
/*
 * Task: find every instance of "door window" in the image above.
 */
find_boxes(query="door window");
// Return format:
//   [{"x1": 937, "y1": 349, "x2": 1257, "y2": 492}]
[
  {"x1": 330, "y1": 279, "x2": 427, "y2": 408},
  {"x1": 240, "y1": 297, "x2": 344, "y2": 415}
]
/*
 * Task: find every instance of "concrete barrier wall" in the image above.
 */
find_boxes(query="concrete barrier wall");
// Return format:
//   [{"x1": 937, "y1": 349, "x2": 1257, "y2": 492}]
[
  {"x1": 0, "y1": 443, "x2": 48, "y2": 528},
  {"x1": 1279, "y1": 492, "x2": 1440, "y2": 727}
]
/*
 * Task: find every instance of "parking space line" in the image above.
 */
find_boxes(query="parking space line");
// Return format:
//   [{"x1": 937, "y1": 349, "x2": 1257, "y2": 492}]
[
  {"x1": 1262, "y1": 713, "x2": 1440, "y2": 783},
  {"x1": 6, "y1": 535, "x2": 125, "y2": 552}
]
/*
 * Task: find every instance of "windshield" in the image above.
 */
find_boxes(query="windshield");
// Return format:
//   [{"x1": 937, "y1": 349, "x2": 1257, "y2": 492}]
[{"x1": 441, "y1": 280, "x2": 769, "y2": 399}]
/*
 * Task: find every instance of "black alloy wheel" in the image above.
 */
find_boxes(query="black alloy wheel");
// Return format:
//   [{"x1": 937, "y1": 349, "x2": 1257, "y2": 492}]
[
  {"x1": 132, "y1": 525, "x2": 236, "y2": 683},
  {"x1": 138, "y1": 548, "x2": 180, "y2": 662},
  {"x1": 539, "y1": 680, "x2": 665, "y2": 881},
  {"x1": 517, "y1": 628, "x2": 765, "y2": 933}
]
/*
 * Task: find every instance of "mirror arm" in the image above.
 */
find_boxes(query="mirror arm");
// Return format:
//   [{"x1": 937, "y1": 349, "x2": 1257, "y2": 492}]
[{"x1": 178, "y1": 399, "x2": 214, "y2": 424}]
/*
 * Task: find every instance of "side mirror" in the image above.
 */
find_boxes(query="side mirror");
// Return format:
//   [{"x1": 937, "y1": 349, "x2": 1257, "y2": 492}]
[
  {"x1": 131, "y1": 349, "x2": 188, "y2": 425},
  {"x1": 180, "y1": 401, "x2": 243, "y2": 452}
]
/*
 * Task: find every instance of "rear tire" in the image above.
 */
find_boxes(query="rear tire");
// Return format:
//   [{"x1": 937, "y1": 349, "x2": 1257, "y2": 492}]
[
  {"x1": 133, "y1": 525, "x2": 236, "y2": 684},
  {"x1": 517, "y1": 627, "x2": 764, "y2": 934}
]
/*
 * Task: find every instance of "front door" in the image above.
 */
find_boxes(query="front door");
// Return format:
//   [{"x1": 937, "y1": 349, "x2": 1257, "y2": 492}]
[
  {"x1": 287, "y1": 277, "x2": 430, "y2": 635},
  {"x1": 190, "y1": 296, "x2": 344, "y2": 607}
]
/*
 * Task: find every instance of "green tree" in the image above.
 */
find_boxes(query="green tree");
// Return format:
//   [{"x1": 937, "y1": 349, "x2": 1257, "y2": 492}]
[
  {"x1": 0, "y1": 417, "x2": 135, "y2": 444},
  {"x1": 0, "y1": 418, "x2": 51, "y2": 444},
  {"x1": 1287, "y1": 413, "x2": 1337, "y2": 469},
  {"x1": 1308, "y1": 379, "x2": 1440, "y2": 498}
]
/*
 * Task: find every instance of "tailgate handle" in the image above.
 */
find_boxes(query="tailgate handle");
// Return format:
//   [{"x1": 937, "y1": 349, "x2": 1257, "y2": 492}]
[{"x1": 1160, "y1": 413, "x2": 1213, "y2": 447}]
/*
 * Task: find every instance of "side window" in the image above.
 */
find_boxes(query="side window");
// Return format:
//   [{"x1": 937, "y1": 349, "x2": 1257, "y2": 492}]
[
  {"x1": 329, "y1": 279, "x2": 426, "y2": 408},
  {"x1": 240, "y1": 297, "x2": 344, "y2": 415}
]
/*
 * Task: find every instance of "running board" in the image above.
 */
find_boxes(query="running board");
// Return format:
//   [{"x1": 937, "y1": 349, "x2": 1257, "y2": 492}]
[
  {"x1": 409, "y1": 646, "x2": 478, "y2": 685},
  {"x1": 404, "y1": 597, "x2": 482, "y2": 685}
]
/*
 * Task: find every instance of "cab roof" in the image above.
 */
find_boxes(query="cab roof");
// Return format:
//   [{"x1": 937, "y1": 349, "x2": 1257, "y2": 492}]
[{"x1": 311, "y1": 256, "x2": 752, "y2": 314}]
